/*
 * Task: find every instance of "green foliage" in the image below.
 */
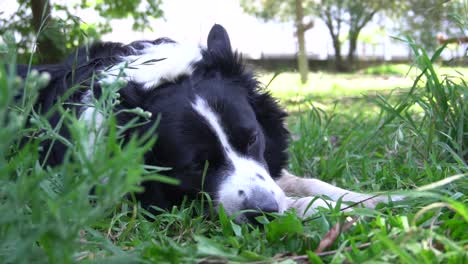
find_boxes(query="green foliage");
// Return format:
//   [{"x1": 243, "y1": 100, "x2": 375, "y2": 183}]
[
  {"x1": 0, "y1": 36, "x2": 165, "y2": 263},
  {"x1": 242, "y1": 0, "x2": 466, "y2": 72},
  {"x1": 241, "y1": 0, "x2": 313, "y2": 83},
  {"x1": 374, "y1": 38, "x2": 467, "y2": 162},
  {"x1": 284, "y1": 42, "x2": 467, "y2": 261},
  {"x1": 363, "y1": 64, "x2": 411, "y2": 76},
  {"x1": 78, "y1": 0, "x2": 163, "y2": 31},
  {"x1": 0, "y1": 0, "x2": 163, "y2": 63},
  {"x1": 309, "y1": 0, "x2": 393, "y2": 31},
  {"x1": 310, "y1": 0, "x2": 396, "y2": 71},
  {"x1": 394, "y1": 0, "x2": 467, "y2": 52},
  {"x1": 242, "y1": 0, "x2": 399, "y2": 72},
  {"x1": 240, "y1": 0, "x2": 298, "y2": 22}
]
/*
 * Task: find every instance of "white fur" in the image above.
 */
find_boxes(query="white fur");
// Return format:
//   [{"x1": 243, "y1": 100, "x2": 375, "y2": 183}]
[
  {"x1": 191, "y1": 96, "x2": 287, "y2": 219},
  {"x1": 285, "y1": 197, "x2": 349, "y2": 218},
  {"x1": 79, "y1": 106, "x2": 104, "y2": 158},
  {"x1": 278, "y1": 170, "x2": 405, "y2": 213},
  {"x1": 78, "y1": 91, "x2": 103, "y2": 157},
  {"x1": 101, "y1": 42, "x2": 202, "y2": 89}
]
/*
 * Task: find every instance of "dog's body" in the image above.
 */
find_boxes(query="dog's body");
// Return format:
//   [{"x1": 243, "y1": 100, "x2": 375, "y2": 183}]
[{"x1": 18, "y1": 25, "x2": 400, "y2": 223}]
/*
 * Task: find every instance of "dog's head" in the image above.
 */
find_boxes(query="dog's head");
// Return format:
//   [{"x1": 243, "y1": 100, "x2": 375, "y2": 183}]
[{"x1": 86, "y1": 25, "x2": 290, "y2": 222}]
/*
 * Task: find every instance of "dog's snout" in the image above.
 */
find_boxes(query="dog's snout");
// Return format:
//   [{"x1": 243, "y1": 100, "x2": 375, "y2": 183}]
[
  {"x1": 244, "y1": 188, "x2": 279, "y2": 212},
  {"x1": 243, "y1": 188, "x2": 279, "y2": 223}
]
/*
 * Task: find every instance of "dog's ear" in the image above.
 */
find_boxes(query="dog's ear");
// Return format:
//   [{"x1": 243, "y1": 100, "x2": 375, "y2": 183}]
[{"x1": 207, "y1": 24, "x2": 232, "y2": 54}]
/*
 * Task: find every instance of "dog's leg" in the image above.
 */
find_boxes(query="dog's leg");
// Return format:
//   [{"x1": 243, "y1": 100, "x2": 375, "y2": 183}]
[
  {"x1": 277, "y1": 170, "x2": 403, "y2": 209},
  {"x1": 284, "y1": 196, "x2": 354, "y2": 218}
]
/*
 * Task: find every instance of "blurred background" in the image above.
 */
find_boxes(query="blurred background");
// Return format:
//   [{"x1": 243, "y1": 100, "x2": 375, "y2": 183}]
[
  {"x1": 0, "y1": 0, "x2": 466, "y2": 106},
  {"x1": 1, "y1": 1, "x2": 466, "y2": 69},
  {"x1": 1, "y1": 3, "x2": 467, "y2": 261}
]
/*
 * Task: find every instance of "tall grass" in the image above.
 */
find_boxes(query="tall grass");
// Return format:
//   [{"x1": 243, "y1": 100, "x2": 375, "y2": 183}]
[
  {"x1": 286, "y1": 41, "x2": 467, "y2": 263},
  {"x1": 0, "y1": 34, "x2": 166, "y2": 263},
  {"x1": 373, "y1": 39, "x2": 467, "y2": 163}
]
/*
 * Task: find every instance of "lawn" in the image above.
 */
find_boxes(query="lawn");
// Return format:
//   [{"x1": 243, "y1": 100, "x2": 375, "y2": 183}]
[
  {"x1": 260, "y1": 64, "x2": 468, "y2": 99},
  {"x1": 1, "y1": 44, "x2": 467, "y2": 263}
]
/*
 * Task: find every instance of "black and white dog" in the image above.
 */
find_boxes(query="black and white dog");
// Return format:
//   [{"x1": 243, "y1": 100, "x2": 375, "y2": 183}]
[{"x1": 19, "y1": 24, "x2": 400, "y2": 223}]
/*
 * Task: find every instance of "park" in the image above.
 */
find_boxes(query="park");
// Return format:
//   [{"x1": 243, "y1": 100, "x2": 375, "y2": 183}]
[{"x1": 0, "y1": 0, "x2": 466, "y2": 263}]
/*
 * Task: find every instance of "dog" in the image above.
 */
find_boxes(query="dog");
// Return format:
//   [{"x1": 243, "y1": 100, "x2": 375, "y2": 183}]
[{"x1": 17, "y1": 24, "x2": 401, "y2": 223}]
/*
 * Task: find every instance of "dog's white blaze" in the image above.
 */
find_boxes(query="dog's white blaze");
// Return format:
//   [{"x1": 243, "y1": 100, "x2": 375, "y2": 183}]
[
  {"x1": 101, "y1": 42, "x2": 202, "y2": 89},
  {"x1": 191, "y1": 96, "x2": 287, "y2": 217}
]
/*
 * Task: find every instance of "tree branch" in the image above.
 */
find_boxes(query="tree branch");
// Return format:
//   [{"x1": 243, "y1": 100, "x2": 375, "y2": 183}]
[
  {"x1": 303, "y1": 20, "x2": 314, "y2": 31},
  {"x1": 357, "y1": 9, "x2": 378, "y2": 31}
]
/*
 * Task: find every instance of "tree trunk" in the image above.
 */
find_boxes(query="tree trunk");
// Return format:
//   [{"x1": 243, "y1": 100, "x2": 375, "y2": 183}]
[
  {"x1": 30, "y1": 0, "x2": 65, "y2": 64},
  {"x1": 347, "y1": 31, "x2": 359, "y2": 71},
  {"x1": 31, "y1": 0, "x2": 50, "y2": 32},
  {"x1": 323, "y1": 9, "x2": 346, "y2": 72},
  {"x1": 331, "y1": 36, "x2": 347, "y2": 72},
  {"x1": 295, "y1": 0, "x2": 309, "y2": 84}
]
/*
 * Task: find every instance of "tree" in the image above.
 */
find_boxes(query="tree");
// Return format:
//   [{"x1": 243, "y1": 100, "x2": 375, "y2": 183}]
[
  {"x1": 0, "y1": 0, "x2": 163, "y2": 64},
  {"x1": 241, "y1": 0, "x2": 397, "y2": 74},
  {"x1": 241, "y1": 0, "x2": 314, "y2": 84},
  {"x1": 29, "y1": 0, "x2": 60, "y2": 63},
  {"x1": 309, "y1": 0, "x2": 394, "y2": 72},
  {"x1": 395, "y1": 0, "x2": 466, "y2": 52}
]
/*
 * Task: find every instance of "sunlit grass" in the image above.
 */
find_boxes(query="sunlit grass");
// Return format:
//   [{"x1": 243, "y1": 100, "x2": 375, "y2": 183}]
[
  {"x1": 259, "y1": 65, "x2": 467, "y2": 100},
  {"x1": 361, "y1": 63, "x2": 468, "y2": 77},
  {"x1": 260, "y1": 71, "x2": 412, "y2": 98},
  {"x1": 258, "y1": 66, "x2": 467, "y2": 116}
]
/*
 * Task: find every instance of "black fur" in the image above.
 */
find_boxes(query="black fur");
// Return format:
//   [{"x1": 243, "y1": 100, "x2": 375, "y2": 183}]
[{"x1": 17, "y1": 25, "x2": 289, "y2": 214}]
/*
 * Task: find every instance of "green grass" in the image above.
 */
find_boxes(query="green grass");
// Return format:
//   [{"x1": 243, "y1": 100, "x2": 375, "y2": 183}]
[
  {"x1": 361, "y1": 63, "x2": 468, "y2": 77},
  {"x1": 260, "y1": 71, "x2": 413, "y2": 96},
  {"x1": 362, "y1": 64, "x2": 412, "y2": 76},
  {"x1": 259, "y1": 65, "x2": 468, "y2": 99},
  {"x1": 1, "y1": 34, "x2": 467, "y2": 263}
]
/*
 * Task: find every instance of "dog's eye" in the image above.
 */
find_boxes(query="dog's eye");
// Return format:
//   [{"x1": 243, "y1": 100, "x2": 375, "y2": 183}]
[{"x1": 247, "y1": 132, "x2": 258, "y2": 147}]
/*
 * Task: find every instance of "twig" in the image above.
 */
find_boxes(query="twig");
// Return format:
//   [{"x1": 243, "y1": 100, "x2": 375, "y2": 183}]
[{"x1": 315, "y1": 216, "x2": 360, "y2": 253}]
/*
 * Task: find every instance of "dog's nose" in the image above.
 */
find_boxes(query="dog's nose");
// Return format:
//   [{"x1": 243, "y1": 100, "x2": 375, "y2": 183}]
[{"x1": 243, "y1": 188, "x2": 279, "y2": 223}]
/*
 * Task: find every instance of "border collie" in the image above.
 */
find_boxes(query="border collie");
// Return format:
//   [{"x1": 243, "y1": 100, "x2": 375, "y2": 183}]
[{"x1": 18, "y1": 24, "x2": 401, "y2": 223}]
